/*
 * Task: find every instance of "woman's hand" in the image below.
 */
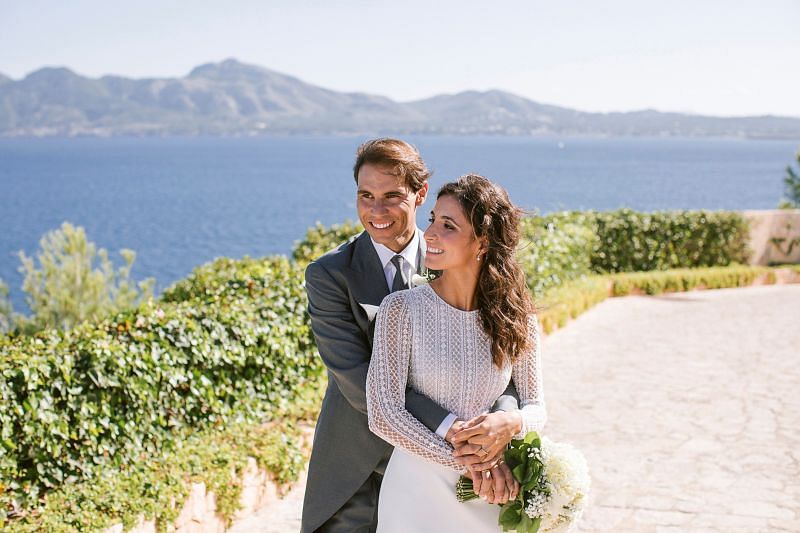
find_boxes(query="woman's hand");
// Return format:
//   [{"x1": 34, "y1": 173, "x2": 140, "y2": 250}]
[{"x1": 451, "y1": 411, "x2": 522, "y2": 471}]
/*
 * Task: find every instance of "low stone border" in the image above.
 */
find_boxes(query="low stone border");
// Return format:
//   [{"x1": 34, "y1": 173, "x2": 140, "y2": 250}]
[{"x1": 103, "y1": 428, "x2": 313, "y2": 533}]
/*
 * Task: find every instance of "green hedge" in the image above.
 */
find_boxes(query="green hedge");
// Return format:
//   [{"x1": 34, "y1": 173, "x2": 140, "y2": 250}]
[
  {"x1": 0, "y1": 256, "x2": 322, "y2": 520},
  {"x1": 536, "y1": 265, "x2": 779, "y2": 334},
  {"x1": 292, "y1": 220, "x2": 363, "y2": 268},
  {"x1": 589, "y1": 209, "x2": 750, "y2": 273},
  {"x1": 7, "y1": 419, "x2": 308, "y2": 532},
  {"x1": 608, "y1": 265, "x2": 774, "y2": 296},
  {"x1": 518, "y1": 212, "x2": 598, "y2": 298}
]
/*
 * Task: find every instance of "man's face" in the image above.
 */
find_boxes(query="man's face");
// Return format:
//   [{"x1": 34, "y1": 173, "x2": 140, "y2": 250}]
[{"x1": 356, "y1": 163, "x2": 428, "y2": 253}]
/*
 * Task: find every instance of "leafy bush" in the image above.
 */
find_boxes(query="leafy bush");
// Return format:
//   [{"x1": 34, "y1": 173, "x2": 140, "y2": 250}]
[
  {"x1": 16, "y1": 222, "x2": 154, "y2": 333},
  {"x1": 0, "y1": 256, "x2": 322, "y2": 518},
  {"x1": 779, "y1": 149, "x2": 800, "y2": 208},
  {"x1": 292, "y1": 220, "x2": 363, "y2": 267},
  {"x1": 536, "y1": 276, "x2": 609, "y2": 334},
  {"x1": 6, "y1": 420, "x2": 307, "y2": 532},
  {"x1": 536, "y1": 265, "x2": 780, "y2": 334},
  {"x1": 589, "y1": 209, "x2": 750, "y2": 273},
  {"x1": 0, "y1": 281, "x2": 12, "y2": 334},
  {"x1": 608, "y1": 265, "x2": 774, "y2": 296},
  {"x1": 518, "y1": 212, "x2": 597, "y2": 298}
]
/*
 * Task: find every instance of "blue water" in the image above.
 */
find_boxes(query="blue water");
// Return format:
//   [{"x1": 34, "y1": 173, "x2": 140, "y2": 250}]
[{"x1": 1, "y1": 135, "x2": 797, "y2": 312}]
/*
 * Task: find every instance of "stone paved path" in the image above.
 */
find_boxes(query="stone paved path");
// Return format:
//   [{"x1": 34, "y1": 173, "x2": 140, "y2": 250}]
[{"x1": 231, "y1": 285, "x2": 800, "y2": 532}]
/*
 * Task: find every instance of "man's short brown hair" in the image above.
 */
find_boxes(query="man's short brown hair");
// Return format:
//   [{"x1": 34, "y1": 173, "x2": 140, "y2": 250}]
[{"x1": 353, "y1": 138, "x2": 431, "y2": 192}]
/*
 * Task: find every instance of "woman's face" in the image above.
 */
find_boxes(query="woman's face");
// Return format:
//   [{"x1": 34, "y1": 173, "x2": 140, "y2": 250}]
[{"x1": 423, "y1": 194, "x2": 484, "y2": 271}]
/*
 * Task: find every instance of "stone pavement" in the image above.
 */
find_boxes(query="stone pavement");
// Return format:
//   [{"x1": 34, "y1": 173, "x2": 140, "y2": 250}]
[{"x1": 231, "y1": 284, "x2": 800, "y2": 532}]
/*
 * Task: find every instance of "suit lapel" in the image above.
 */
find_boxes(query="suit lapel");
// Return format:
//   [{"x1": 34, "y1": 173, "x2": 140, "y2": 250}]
[
  {"x1": 417, "y1": 229, "x2": 428, "y2": 277},
  {"x1": 346, "y1": 232, "x2": 390, "y2": 309}
]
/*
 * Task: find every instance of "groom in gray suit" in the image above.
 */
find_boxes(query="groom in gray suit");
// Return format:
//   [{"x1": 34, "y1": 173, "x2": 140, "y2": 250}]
[{"x1": 301, "y1": 139, "x2": 519, "y2": 532}]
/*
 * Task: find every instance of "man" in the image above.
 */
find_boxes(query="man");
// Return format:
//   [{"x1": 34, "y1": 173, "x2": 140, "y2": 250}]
[{"x1": 301, "y1": 139, "x2": 521, "y2": 532}]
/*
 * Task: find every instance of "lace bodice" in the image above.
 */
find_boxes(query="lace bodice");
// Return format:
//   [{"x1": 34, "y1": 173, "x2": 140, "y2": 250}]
[{"x1": 366, "y1": 284, "x2": 546, "y2": 472}]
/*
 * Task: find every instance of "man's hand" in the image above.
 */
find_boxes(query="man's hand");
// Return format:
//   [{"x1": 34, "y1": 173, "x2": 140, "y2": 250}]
[
  {"x1": 451, "y1": 411, "x2": 522, "y2": 470},
  {"x1": 488, "y1": 460, "x2": 519, "y2": 504},
  {"x1": 444, "y1": 419, "x2": 467, "y2": 445}
]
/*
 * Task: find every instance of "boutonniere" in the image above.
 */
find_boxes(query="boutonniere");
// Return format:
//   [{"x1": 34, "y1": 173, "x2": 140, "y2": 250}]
[
  {"x1": 411, "y1": 269, "x2": 441, "y2": 287},
  {"x1": 410, "y1": 274, "x2": 429, "y2": 287}
]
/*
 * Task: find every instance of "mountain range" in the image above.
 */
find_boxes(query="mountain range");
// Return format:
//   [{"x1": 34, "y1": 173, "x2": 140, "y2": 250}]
[{"x1": 1, "y1": 58, "x2": 798, "y2": 139}]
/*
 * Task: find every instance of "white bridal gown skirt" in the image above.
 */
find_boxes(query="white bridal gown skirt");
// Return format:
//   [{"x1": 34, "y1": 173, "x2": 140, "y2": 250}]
[{"x1": 377, "y1": 447, "x2": 500, "y2": 532}]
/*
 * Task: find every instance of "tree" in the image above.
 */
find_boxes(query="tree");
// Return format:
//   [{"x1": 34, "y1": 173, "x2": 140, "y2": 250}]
[
  {"x1": 0, "y1": 279, "x2": 13, "y2": 334},
  {"x1": 18, "y1": 222, "x2": 155, "y2": 331},
  {"x1": 779, "y1": 149, "x2": 800, "y2": 209}
]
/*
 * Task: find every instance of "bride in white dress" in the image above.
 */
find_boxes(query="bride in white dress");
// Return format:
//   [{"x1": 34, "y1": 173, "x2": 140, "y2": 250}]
[{"x1": 366, "y1": 174, "x2": 547, "y2": 532}]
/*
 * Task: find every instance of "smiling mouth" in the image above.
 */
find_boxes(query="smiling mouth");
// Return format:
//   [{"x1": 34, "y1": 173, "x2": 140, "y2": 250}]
[
  {"x1": 427, "y1": 247, "x2": 443, "y2": 254},
  {"x1": 370, "y1": 221, "x2": 393, "y2": 229}
]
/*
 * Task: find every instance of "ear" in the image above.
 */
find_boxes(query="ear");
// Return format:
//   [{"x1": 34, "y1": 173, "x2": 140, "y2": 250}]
[
  {"x1": 478, "y1": 236, "x2": 489, "y2": 255},
  {"x1": 415, "y1": 182, "x2": 429, "y2": 207}
]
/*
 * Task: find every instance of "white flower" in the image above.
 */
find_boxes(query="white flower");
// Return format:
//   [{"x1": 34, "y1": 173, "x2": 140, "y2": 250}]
[
  {"x1": 524, "y1": 491, "x2": 550, "y2": 519},
  {"x1": 538, "y1": 437, "x2": 591, "y2": 532},
  {"x1": 410, "y1": 274, "x2": 430, "y2": 287}
]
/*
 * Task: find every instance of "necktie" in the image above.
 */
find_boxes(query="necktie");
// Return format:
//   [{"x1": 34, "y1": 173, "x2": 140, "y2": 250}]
[{"x1": 390, "y1": 255, "x2": 408, "y2": 292}]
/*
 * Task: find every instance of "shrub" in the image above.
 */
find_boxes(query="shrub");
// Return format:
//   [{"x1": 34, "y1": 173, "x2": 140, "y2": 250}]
[
  {"x1": 0, "y1": 256, "x2": 322, "y2": 517},
  {"x1": 536, "y1": 276, "x2": 609, "y2": 334},
  {"x1": 589, "y1": 209, "x2": 751, "y2": 273},
  {"x1": 780, "y1": 149, "x2": 800, "y2": 208},
  {"x1": 292, "y1": 220, "x2": 363, "y2": 267},
  {"x1": 0, "y1": 281, "x2": 12, "y2": 334},
  {"x1": 16, "y1": 223, "x2": 154, "y2": 333},
  {"x1": 608, "y1": 265, "x2": 774, "y2": 296},
  {"x1": 519, "y1": 212, "x2": 597, "y2": 299}
]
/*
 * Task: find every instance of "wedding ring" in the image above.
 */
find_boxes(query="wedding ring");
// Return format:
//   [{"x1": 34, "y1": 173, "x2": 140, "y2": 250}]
[{"x1": 484, "y1": 470, "x2": 491, "y2": 479}]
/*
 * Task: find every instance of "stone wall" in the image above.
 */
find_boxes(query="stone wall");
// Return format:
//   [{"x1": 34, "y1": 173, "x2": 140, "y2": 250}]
[
  {"x1": 103, "y1": 425, "x2": 315, "y2": 533},
  {"x1": 744, "y1": 210, "x2": 800, "y2": 265},
  {"x1": 103, "y1": 458, "x2": 280, "y2": 533}
]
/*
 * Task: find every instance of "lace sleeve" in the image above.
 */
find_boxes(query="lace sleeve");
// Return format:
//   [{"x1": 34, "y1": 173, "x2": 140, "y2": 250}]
[
  {"x1": 511, "y1": 314, "x2": 547, "y2": 438},
  {"x1": 366, "y1": 292, "x2": 463, "y2": 471}
]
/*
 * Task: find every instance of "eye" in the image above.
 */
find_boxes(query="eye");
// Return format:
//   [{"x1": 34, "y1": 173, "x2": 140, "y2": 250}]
[
  {"x1": 444, "y1": 223, "x2": 454, "y2": 230},
  {"x1": 427, "y1": 215, "x2": 434, "y2": 223}
]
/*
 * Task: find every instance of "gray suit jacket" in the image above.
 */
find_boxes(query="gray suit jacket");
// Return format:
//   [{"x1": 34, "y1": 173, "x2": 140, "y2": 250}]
[{"x1": 300, "y1": 231, "x2": 518, "y2": 532}]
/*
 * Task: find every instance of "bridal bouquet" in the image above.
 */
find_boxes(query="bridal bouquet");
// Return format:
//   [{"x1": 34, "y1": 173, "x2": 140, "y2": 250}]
[{"x1": 456, "y1": 432, "x2": 590, "y2": 532}]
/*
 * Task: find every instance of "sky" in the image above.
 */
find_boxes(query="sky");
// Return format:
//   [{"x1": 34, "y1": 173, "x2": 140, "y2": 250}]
[{"x1": 1, "y1": 0, "x2": 799, "y2": 117}]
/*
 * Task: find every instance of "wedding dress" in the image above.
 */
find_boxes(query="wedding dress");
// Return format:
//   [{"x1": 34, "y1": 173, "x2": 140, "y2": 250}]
[{"x1": 366, "y1": 284, "x2": 547, "y2": 532}]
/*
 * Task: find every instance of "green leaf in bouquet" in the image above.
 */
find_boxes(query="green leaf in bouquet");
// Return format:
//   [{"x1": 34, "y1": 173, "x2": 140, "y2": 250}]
[
  {"x1": 499, "y1": 501, "x2": 523, "y2": 530},
  {"x1": 504, "y1": 447, "x2": 524, "y2": 470},
  {"x1": 523, "y1": 431, "x2": 540, "y2": 445},
  {"x1": 528, "y1": 516, "x2": 542, "y2": 533},
  {"x1": 522, "y1": 479, "x2": 539, "y2": 493},
  {"x1": 512, "y1": 463, "x2": 527, "y2": 483},
  {"x1": 517, "y1": 513, "x2": 535, "y2": 532}
]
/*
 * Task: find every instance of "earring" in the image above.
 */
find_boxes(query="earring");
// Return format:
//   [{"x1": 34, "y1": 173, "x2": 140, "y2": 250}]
[{"x1": 476, "y1": 254, "x2": 482, "y2": 261}]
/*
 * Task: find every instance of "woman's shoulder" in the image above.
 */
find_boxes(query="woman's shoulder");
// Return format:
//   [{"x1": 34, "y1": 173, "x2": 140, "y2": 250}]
[{"x1": 379, "y1": 284, "x2": 434, "y2": 313}]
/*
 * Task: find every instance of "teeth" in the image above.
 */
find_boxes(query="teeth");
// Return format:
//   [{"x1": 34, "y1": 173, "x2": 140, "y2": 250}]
[
  {"x1": 372, "y1": 222, "x2": 392, "y2": 229},
  {"x1": 428, "y1": 247, "x2": 443, "y2": 254}
]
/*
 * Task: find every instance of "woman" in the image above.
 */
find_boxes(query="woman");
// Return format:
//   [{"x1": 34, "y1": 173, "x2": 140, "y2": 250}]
[{"x1": 366, "y1": 174, "x2": 547, "y2": 531}]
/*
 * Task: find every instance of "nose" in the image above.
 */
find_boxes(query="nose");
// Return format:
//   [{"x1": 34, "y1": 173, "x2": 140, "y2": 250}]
[
  {"x1": 370, "y1": 197, "x2": 389, "y2": 214},
  {"x1": 424, "y1": 224, "x2": 436, "y2": 242}
]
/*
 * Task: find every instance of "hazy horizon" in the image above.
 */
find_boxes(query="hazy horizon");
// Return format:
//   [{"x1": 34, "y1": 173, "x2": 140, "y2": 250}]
[{"x1": 2, "y1": 0, "x2": 798, "y2": 118}]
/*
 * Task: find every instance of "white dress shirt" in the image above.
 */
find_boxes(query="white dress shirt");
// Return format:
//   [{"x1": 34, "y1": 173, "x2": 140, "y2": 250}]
[{"x1": 369, "y1": 229, "x2": 457, "y2": 438}]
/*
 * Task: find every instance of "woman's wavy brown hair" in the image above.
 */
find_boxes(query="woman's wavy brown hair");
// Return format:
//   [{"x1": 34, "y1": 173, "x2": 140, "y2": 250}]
[{"x1": 437, "y1": 174, "x2": 533, "y2": 368}]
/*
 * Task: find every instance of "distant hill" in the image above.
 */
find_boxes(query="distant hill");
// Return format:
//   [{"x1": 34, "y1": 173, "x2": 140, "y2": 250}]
[{"x1": 1, "y1": 59, "x2": 798, "y2": 139}]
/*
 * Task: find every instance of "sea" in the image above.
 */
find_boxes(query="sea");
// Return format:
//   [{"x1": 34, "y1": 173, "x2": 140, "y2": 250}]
[{"x1": 1, "y1": 135, "x2": 797, "y2": 312}]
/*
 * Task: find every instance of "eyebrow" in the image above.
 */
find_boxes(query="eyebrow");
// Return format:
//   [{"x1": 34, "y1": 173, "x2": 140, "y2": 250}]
[
  {"x1": 430, "y1": 211, "x2": 461, "y2": 227},
  {"x1": 357, "y1": 188, "x2": 405, "y2": 195}
]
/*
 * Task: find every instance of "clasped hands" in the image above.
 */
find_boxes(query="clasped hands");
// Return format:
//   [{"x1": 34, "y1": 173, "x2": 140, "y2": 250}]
[{"x1": 445, "y1": 411, "x2": 523, "y2": 505}]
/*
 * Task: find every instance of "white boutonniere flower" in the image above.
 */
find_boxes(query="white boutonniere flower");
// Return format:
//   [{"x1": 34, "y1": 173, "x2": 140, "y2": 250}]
[{"x1": 410, "y1": 274, "x2": 430, "y2": 287}]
